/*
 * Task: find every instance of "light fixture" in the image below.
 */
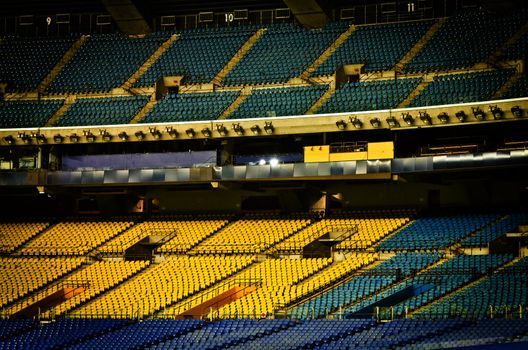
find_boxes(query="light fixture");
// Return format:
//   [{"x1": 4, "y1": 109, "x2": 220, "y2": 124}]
[
  {"x1": 490, "y1": 105, "x2": 503, "y2": 120},
  {"x1": 472, "y1": 107, "x2": 485, "y2": 121},
  {"x1": 166, "y1": 127, "x2": 178, "y2": 139},
  {"x1": 455, "y1": 111, "x2": 467, "y2": 122},
  {"x1": 232, "y1": 123, "x2": 244, "y2": 136},
  {"x1": 264, "y1": 122, "x2": 274, "y2": 135},
  {"x1": 118, "y1": 132, "x2": 128, "y2": 141},
  {"x1": 402, "y1": 113, "x2": 414, "y2": 126},
  {"x1": 53, "y1": 134, "x2": 64, "y2": 143},
  {"x1": 149, "y1": 127, "x2": 162, "y2": 140},
  {"x1": 258, "y1": 159, "x2": 266, "y2": 165},
  {"x1": 437, "y1": 112, "x2": 449, "y2": 124},
  {"x1": 135, "y1": 131, "x2": 145, "y2": 140},
  {"x1": 269, "y1": 158, "x2": 279, "y2": 167},
  {"x1": 102, "y1": 132, "x2": 112, "y2": 142},
  {"x1": 335, "y1": 120, "x2": 347, "y2": 130},
  {"x1": 386, "y1": 116, "x2": 399, "y2": 128},
  {"x1": 86, "y1": 133, "x2": 96, "y2": 143},
  {"x1": 185, "y1": 128, "x2": 195, "y2": 138},
  {"x1": 18, "y1": 133, "x2": 31, "y2": 144},
  {"x1": 69, "y1": 134, "x2": 80, "y2": 143},
  {"x1": 3, "y1": 135, "x2": 15, "y2": 144},
  {"x1": 370, "y1": 118, "x2": 381, "y2": 128},
  {"x1": 201, "y1": 128, "x2": 212, "y2": 138},
  {"x1": 36, "y1": 134, "x2": 47, "y2": 144},
  {"x1": 511, "y1": 106, "x2": 522, "y2": 118},
  {"x1": 419, "y1": 111, "x2": 431, "y2": 125},
  {"x1": 250, "y1": 125, "x2": 261, "y2": 135},
  {"x1": 216, "y1": 124, "x2": 228, "y2": 136},
  {"x1": 351, "y1": 117, "x2": 363, "y2": 129}
]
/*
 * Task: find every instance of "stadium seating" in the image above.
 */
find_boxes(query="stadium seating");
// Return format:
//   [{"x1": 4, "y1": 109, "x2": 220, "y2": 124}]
[
  {"x1": 47, "y1": 33, "x2": 166, "y2": 93},
  {"x1": 226, "y1": 319, "x2": 375, "y2": 350},
  {"x1": 70, "y1": 255, "x2": 254, "y2": 318},
  {"x1": 0, "y1": 221, "x2": 49, "y2": 253},
  {"x1": 223, "y1": 22, "x2": 347, "y2": 85},
  {"x1": 0, "y1": 99, "x2": 64, "y2": 128},
  {"x1": 18, "y1": 219, "x2": 134, "y2": 255},
  {"x1": 134, "y1": 26, "x2": 255, "y2": 86},
  {"x1": 404, "y1": 9, "x2": 528, "y2": 72},
  {"x1": 214, "y1": 258, "x2": 331, "y2": 318},
  {"x1": 1, "y1": 318, "x2": 526, "y2": 349},
  {"x1": 408, "y1": 70, "x2": 514, "y2": 107},
  {"x1": 0, "y1": 257, "x2": 84, "y2": 308},
  {"x1": 54, "y1": 96, "x2": 149, "y2": 126},
  {"x1": 67, "y1": 319, "x2": 204, "y2": 350},
  {"x1": 192, "y1": 217, "x2": 310, "y2": 254},
  {"x1": 289, "y1": 252, "x2": 441, "y2": 319},
  {"x1": 404, "y1": 319, "x2": 528, "y2": 349},
  {"x1": 6, "y1": 260, "x2": 149, "y2": 318},
  {"x1": 416, "y1": 257, "x2": 528, "y2": 319},
  {"x1": 148, "y1": 319, "x2": 294, "y2": 350},
  {"x1": 0, "y1": 318, "x2": 130, "y2": 350},
  {"x1": 228, "y1": 85, "x2": 327, "y2": 119},
  {"x1": 139, "y1": 91, "x2": 239, "y2": 123},
  {"x1": 375, "y1": 213, "x2": 500, "y2": 251},
  {"x1": 0, "y1": 36, "x2": 75, "y2": 92},
  {"x1": 98, "y1": 217, "x2": 228, "y2": 254},
  {"x1": 316, "y1": 78, "x2": 421, "y2": 114},
  {"x1": 331, "y1": 318, "x2": 474, "y2": 349},
  {"x1": 461, "y1": 212, "x2": 528, "y2": 247},
  {"x1": 332, "y1": 211, "x2": 411, "y2": 250},
  {"x1": 345, "y1": 254, "x2": 513, "y2": 318},
  {"x1": 314, "y1": 21, "x2": 433, "y2": 75}
]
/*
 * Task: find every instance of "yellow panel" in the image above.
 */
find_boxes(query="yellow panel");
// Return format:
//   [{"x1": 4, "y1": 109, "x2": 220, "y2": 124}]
[
  {"x1": 329, "y1": 151, "x2": 368, "y2": 161},
  {"x1": 367, "y1": 141, "x2": 394, "y2": 160},
  {"x1": 304, "y1": 145, "x2": 330, "y2": 163}
]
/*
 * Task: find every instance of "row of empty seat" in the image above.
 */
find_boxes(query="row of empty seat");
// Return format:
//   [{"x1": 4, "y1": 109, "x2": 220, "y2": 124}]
[
  {"x1": 71, "y1": 255, "x2": 254, "y2": 318},
  {"x1": 1, "y1": 318, "x2": 526, "y2": 350},
  {"x1": 0, "y1": 257, "x2": 84, "y2": 307}
]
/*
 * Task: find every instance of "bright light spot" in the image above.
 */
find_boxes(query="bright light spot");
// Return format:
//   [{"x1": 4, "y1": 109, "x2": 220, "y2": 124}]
[
  {"x1": 258, "y1": 159, "x2": 266, "y2": 165},
  {"x1": 269, "y1": 158, "x2": 279, "y2": 167}
]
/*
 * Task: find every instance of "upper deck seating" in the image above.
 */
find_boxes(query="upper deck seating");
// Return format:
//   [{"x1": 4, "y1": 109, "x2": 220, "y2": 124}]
[
  {"x1": 47, "y1": 33, "x2": 166, "y2": 93},
  {"x1": 314, "y1": 21, "x2": 432, "y2": 76},
  {"x1": 223, "y1": 22, "x2": 347, "y2": 85},
  {"x1": 134, "y1": 26, "x2": 255, "y2": 86},
  {"x1": 0, "y1": 36, "x2": 75, "y2": 92},
  {"x1": 404, "y1": 9, "x2": 528, "y2": 72}
]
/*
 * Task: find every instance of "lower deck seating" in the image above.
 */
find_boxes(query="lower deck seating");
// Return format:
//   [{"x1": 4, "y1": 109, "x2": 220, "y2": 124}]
[
  {"x1": 70, "y1": 255, "x2": 254, "y2": 318},
  {"x1": 214, "y1": 258, "x2": 331, "y2": 318},
  {"x1": 1, "y1": 318, "x2": 526, "y2": 350},
  {"x1": 0, "y1": 257, "x2": 84, "y2": 308},
  {"x1": 0, "y1": 319, "x2": 130, "y2": 350},
  {"x1": 345, "y1": 254, "x2": 513, "y2": 318},
  {"x1": 6, "y1": 260, "x2": 149, "y2": 318},
  {"x1": 290, "y1": 252, "x2": 440, "y2": 319},
  {"x1": 416, "y1": 257, "x2": 528, "y2": 319}
]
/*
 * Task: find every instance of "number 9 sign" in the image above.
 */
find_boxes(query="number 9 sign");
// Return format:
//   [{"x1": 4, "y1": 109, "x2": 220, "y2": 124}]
[{"x1": 46, "y1": 17, "x2": 52, "y2": 26}]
